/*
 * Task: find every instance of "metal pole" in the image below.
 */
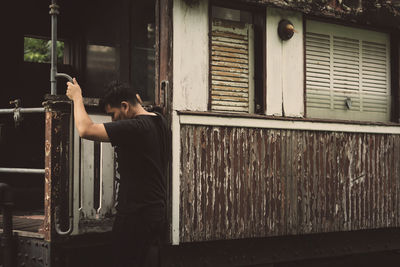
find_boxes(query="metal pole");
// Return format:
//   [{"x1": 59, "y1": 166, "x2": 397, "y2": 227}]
[
  {"x1": 50, "y1": 0, "x2": 59, "y2": 95},
  {"x1": 0, "y1": 108, "x2": 45, "y2": 114},
  {"x1": 48, "y1": 0, "x2": 74, "y2": 236},
  {"x1": 0, "y1": 168, "x2": 45, "y2": 174},
  {"x1": 49, "y1": 0, "x2": 73, "y2": 95}
]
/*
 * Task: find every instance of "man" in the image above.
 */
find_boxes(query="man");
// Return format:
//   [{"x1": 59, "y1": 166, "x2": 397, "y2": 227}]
[{"x1": 66, "y1": 79, "x2": 169, "y2": 267}]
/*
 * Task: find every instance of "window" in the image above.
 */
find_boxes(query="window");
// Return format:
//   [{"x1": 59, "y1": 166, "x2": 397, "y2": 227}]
[
  {"x1": 131, "y1": 0, "x2": 156, "y2": 104},
  {"x1": 24, "y1": 36, "x2": 65, "y2": 64},
  {"x1": 305, "y1": 20, "x2": 391, "y2": 122},
  {"x1": 82, "y1": 1, "x2": 156, "y2": 102},
  {"x1": 210, "y1": 6, "x2": 258, "y2": 113},
  {"x1": 85, "y1": 45, "x2": 117, "y2": 96}
]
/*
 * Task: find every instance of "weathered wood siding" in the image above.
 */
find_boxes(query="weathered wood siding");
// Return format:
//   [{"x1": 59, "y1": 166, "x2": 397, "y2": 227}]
[{"x1": 180, "y1": 125, "x2": 400, "y2": 242}]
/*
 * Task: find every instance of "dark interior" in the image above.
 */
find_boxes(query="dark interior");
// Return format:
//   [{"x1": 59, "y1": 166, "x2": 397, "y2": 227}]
[{"x1": 1, "y1": 0, "x2": 157, "y2": 233}]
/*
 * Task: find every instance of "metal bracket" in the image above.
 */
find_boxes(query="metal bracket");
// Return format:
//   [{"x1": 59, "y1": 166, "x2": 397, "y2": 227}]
[
  {"x1": 9, "y1": 99, "x2": 22, "y2": 127},
  {"x1": 345, "y1": 97, "x2": 352, "y2": 109},
  {"x1": 49, "y1": 3, "x2": 59, "y2": 15},
  {"x1": 160, "y1": 80, "x2": 169, "y2": 113}
]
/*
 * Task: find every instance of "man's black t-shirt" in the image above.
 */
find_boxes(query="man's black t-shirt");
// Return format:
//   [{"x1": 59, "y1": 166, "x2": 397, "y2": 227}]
[{"x1": 103, "y1": 113, "x2": 169, "y2": 219}]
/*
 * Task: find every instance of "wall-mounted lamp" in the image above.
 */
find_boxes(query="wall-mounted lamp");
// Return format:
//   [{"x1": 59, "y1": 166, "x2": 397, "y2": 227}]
[{"x1": 278, "y1": 19, "x2": 296, "y2": 40}]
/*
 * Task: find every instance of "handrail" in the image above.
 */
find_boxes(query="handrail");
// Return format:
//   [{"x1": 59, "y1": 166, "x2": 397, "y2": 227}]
[
  {"x1": 0, "y1": 108, "x2": 45, "y2": 114},
  {"x1": 49, "y1": 0, "x2": 74, "y2": 236},
  {"x1": 0, "y1": 168, "x2": 45, "y2": 174}
]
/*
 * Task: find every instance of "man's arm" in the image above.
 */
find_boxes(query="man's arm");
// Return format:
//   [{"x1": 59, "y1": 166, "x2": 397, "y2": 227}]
[{"x1": 66, "y1": 78, "x2": 110, "y2": 142}]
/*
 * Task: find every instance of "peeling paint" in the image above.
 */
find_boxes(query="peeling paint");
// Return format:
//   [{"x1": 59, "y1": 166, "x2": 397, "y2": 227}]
[{"x1": 180, "y1": 125, "x2": 400, "y2": 242}]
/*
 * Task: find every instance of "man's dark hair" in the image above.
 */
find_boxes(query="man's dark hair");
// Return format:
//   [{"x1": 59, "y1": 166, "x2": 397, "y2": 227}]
[{"x1": 100, "y1": 81, "x2": 138, "y2": 110}]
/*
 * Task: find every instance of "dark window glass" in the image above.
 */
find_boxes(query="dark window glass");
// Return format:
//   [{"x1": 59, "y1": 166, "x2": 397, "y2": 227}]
[
  {"x1": 85, "y1": 44, "x2": 118, "y2": 97},
  {"x1": 82, "y1": 0, "x2": 156, "y2": 101},
  {"x1": 131, "y1": 1, "x2": 156, "y2": 103},
  {"x1": 82, "y1": 0, "x2": 120, "y2": 97}
]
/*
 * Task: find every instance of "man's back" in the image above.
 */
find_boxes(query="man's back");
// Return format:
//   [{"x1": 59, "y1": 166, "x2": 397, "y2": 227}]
[{"x1": 104, "y1": 113, "x2": 169, "y2": 218}]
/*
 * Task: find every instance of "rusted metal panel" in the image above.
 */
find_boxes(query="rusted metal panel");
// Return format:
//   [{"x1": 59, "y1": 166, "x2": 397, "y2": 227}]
[
  {"x1": 44, "y1": 108, "x2": 71, "y2": 242},
  {"x1": 180, "y1": 125, "x2": 400, "y2": 242}
]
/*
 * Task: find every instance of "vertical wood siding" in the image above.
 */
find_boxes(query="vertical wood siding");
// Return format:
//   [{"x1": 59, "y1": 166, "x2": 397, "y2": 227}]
[{"x1": 180, "y1": 125, "x2": 400, "y2": 242}]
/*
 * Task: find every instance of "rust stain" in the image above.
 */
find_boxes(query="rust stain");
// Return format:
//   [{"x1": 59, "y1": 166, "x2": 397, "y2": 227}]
[{"x1": 180, "y1": 125, "x2": 400, "y2": 242}]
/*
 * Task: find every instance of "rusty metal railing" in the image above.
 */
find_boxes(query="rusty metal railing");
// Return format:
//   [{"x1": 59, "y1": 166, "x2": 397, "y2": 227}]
[
  {"x1": 0, "y1": 168, "x2": 45, "y2": 174},
  {"x1": 0, "y1": 103, "x2": 46, "y2": 174}
]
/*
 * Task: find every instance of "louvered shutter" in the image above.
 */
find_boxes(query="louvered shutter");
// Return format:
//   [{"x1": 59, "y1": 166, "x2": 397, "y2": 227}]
[
  {"x1": 306, "y1": 20, "x2": 391, "y2": 122},
  {"x1": 211, "y1": 19, "x2": 254, "y2": 113}
]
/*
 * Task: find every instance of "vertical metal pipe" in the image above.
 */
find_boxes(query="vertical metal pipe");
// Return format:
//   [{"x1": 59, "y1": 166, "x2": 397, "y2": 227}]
[
  {"x1": 50, "y1": 0, "x2": 59, "y2": 95},
  {"x1": 49, "y1": 0, "x2": 75, "y2": 236}
]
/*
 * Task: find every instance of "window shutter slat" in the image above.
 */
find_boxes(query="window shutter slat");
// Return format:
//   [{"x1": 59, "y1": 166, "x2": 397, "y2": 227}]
[
  {"x1": 211, "y1": 19, "x2": 253, "y2": 113},
  {"x1": 306, "y1": 20, "x2": 391, "y2": 122},
  {"x1": 306, "y1": 32, "x2": 332, "y2": 110}
]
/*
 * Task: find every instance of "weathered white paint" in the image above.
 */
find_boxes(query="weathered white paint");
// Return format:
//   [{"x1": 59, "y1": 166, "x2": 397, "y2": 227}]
[
  {"x1": 179, "y1": 114, "x2": 400, "y2": 134},
  {"x1": 72, "y1": 124, "x2": 80, "y2": 235},
  {"x1": 173, "y1": 0, "x2": 209, "y2": 111},
  {"x1": 248, "y1": 23, "x2": 255, "y2": 113},
  {"x1": 172, "y1": 111, "x2": 181, "y2": 245},
  {"x1": 80, "y1": 138, "x2": 95, "y2": 218},
  {"x1": 266, "y1": 7, "x2": 304, "y2": 117},
  {"x1": 99, "y1": 141, "x2": 114, "y2": 216},
  {"x1": 72, "y1": 114, "x2": 115, "y2": 235}
]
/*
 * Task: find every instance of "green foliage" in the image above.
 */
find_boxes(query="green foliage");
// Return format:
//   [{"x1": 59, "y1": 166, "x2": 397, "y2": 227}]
[{"x1": 24, "y1": 37, "x2": 64, "y2": 64}]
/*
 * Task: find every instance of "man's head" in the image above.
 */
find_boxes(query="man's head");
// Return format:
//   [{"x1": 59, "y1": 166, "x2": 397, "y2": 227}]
[{"x1": 100, "y1": 81, "x2": 141, "y2": 121}]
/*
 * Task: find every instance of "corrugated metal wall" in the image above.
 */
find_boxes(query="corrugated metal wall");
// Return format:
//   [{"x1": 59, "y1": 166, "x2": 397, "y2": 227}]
[{"x1": 180, "y1": 124, "x2": 400, "y2": 242}]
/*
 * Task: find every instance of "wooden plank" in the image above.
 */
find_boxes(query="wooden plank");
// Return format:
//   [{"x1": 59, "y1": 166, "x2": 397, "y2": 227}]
[
  {"x1": 211, "y1": 90, "x2": 248, "y2": 97},
  {"x1": 211, "y1": 70, "x2": 249, "y2": 78},
  {"x1": 211, "y1": 105, "x2": 249, "y2": 112},
  {"x1": 211, "y1": 45, "x2": 248, "y2": 55},
  {"x1": 212, "y1": 41, "x2": 248, "y2": 50},
  {"x1": 213, "y1": 56, "x2": 248, "y2": 64},
  {"x1": 211, "y1": 60, "x2": 248, "y2": 69},
  {"x1": 212, "y1": 50, "x2": 248, "y2": 59},
  {"x1": 212, "y1": 31, "x2": 248, "y2": 41},
  {"x1": 212, "y1": 80, "x2": 248, "y2": 88},
  {"x1": 212, "y1": 85, "x2": 249, "y2": 92},
  {"x1": 211, "y1": 65, "x2": 249, "y2": 74},
  {"x1": 212, "y1": 74, "x2": 248, "y2": 82},
  {"x1": 212, "y1": 99, "x2": 249, "y2": 106}
]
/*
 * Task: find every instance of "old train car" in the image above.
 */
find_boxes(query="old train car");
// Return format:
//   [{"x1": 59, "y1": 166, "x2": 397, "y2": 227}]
[{"x1": 2, "y1": 0, "x2": 400, "y2": 266}]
